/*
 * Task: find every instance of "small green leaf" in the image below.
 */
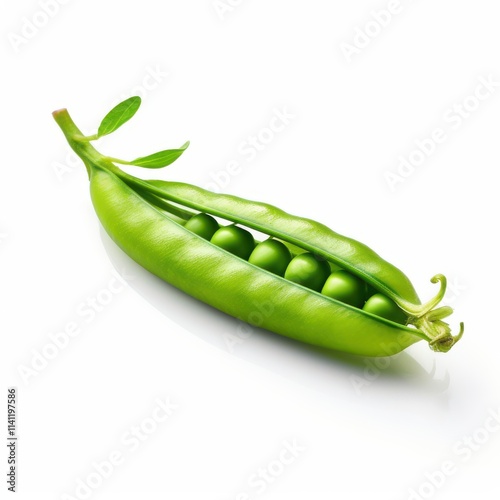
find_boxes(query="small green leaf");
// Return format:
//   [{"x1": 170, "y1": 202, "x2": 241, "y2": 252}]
[
  {"x1": 129, "y1": 141, "x2": 190, "y2": 168},
  {"x1": 97, "y1": 96, "x2": 141, "y2": 138}
]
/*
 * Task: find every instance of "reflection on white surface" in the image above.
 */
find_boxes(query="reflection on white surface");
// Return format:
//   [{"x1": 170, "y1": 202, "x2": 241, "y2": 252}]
[{"x1": 98, "y1": 226, "x2": 480, "y2": 431}]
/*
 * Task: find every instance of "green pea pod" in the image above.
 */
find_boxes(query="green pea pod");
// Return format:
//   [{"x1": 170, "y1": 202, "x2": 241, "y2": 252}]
[
  {"x1": 143, "y1": 179, "x2": 421, "y2": 304},
  {"x1": 52, "y1": 103, "x2": 464, "y2": 356}
]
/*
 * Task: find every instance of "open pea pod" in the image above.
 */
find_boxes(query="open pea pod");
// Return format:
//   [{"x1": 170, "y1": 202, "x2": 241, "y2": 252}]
[
  {"x1": 143, "y1": 179, "x2": 421, "y2": 304},
  {"x1": 119, "y1": 175, "x2": 462, "y2": 352},
  {"x1": 52, "y1": 101, "x2": 463, "y2": 357}
]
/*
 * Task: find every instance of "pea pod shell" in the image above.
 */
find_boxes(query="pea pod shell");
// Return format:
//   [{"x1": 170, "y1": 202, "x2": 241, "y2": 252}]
[
  {"x1": 90, "y1": 166, "x2": 425, "y2": 357},
  {"x1": 128, "y1": 178, "x2": 422, "y2": 308}
]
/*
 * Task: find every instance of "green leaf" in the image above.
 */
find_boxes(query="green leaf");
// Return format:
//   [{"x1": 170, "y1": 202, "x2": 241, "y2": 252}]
[
  {"x1": 129, "y1": 141, "x2": 190, "y2": 168},
  {"x1": 97, "y1": 96, "x2": 141, "y2": 138}
]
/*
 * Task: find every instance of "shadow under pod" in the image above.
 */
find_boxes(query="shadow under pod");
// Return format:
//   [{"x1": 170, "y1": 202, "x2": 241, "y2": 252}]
[{"x1": 99, "y1": 225, "x2": 451, "y2": 401}]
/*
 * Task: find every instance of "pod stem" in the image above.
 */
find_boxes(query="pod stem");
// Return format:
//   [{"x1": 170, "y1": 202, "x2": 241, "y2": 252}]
[
  {"x1": 52, "y1": 109, "x2": 111, "y2": 178},
  {"x1": 402, "y1": 294, "x2": 464, "y2": 352},
  {"x1": 416, "y1": 317, "x2": 465, "y2": 353}
]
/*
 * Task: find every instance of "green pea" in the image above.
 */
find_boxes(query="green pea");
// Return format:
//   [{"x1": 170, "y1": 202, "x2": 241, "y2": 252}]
[
  {"x1": 184, "y1": 213, "x2": 219, "y2": 240},
  {"x1": 363, "y1": 293, "x2": 407, "y2": 325},
  {"x1": 284, "y1": 252, "x2": 330, "y2": 292},
  {"x1": 248, "y1": 239, "x2": 292, "y2": 276},
  {"x1": 321, "y1": 270, "x2": 365, "y2": 308},
  {"x1": 210, "y1": 225, "x2": 255, "y2": 260}
]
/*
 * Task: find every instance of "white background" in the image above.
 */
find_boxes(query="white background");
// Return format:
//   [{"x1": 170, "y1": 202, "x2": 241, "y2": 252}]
[{"x1": 2, "y1": 1, "x2": 500, "y2": 499}]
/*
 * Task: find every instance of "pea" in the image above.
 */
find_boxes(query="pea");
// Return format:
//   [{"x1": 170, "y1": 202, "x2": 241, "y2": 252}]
[
  {"x1": 321, "y1": 270, "x2": 365, "y2": 308},
  {"x1": 363, "y1": 293, "x2": 407, "y2": 325},
  {"x1": 210, "y1": 225, "x2": 255, "y2": 260},
  {"x1": 284, "y1": 252, "x2": 330, "y2": 292},
  {"x1": 184, "y1": 213, "x2": 219, "y2": 240},
  {"x1": 248, "y1": 239, "x2": 292, "y2": 276}
]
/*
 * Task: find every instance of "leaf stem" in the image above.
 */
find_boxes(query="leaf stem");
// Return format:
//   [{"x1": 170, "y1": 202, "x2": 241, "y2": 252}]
[
  {"x1": 104, "y1": 156, "x2": 132, "y2": 165},
  {"x1": 78, "y1": 133, "x2": 99, "y2": 142},
  {"x1": 52, "y1": 107, "x2": 195, "y2": 224}
]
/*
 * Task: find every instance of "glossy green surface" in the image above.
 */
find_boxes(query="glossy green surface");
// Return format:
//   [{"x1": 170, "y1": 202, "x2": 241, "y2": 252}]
[
  {"x1": 184, "y1": 213, "x2": 219, "y2": 240},
  {"x1": 363, "y1": 293, "x2": 407, "y2": 325},
  {"x1": 210, "y1": 225, "x2": 255, "y2": 260},
  {"x1": 284, "y1": 253, "x2": 330, "y2": 292},
  {"x1": 52, "y1": 100, "x2": 463, "y2": 355},
  {"x1": 321, "y1": 270, "x2": 366, "y2": 308},
  {"x1": 89, "y1": 167, "x2": 423, "y2": 356},
  {"x1": 248, "y1": 239, "x2": 292, "y2": 276}
]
